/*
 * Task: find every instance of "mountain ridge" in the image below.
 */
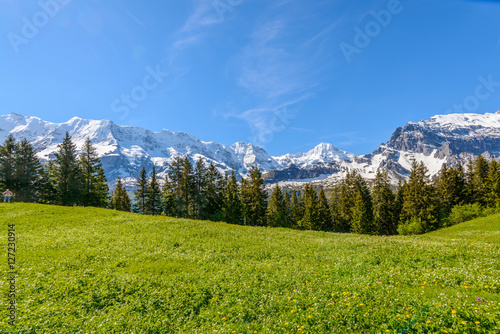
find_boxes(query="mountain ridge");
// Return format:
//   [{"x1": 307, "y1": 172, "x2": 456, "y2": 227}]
[
  {"x1": 0, "y1": 113, "x2": 354, "y2": 186},
  {"x1": 1, "y1": 111, "x2": 499, "y2": 188}
]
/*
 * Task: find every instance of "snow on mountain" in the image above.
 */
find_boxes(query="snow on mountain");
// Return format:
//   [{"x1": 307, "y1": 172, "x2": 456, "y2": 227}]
[
  {"x1": 231, "y1": 142, "x2": 282, "y2": 171},
  {"x1": 2, "y1": 110, "x2": 500, "y2": 188},
  {"x1": 264, "y1": 110, "x2": 500, "y2": 187},
  {"x1": 0, "y1": 113, "x2": 352, "y2": 187},
  {"x1": 274, "y1": 143, "x2": 356, "y2": 168},
  {"x1": 306, "y1": 110, "x2": 500, "y2": 186}
]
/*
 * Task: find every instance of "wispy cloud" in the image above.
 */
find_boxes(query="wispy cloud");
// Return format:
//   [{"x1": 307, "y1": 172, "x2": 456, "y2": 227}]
[
  {"x1": 152, "y1": 1, "x2": 223, "y2": 97},
  {"x1": 180, "y1": 0, "x2": 220, "y2": 33},
  {"x1": 226, "y1": 5, "x2": 325, "y2": 146},
  {"x1": 172, "y1": 35, "x2": 202, "y2": 50},
  {"x1": 127, "y1": 10, "x2": 147, "y2": 29},
  {"x1": 304, "y1": 19, "x2": 343, "y2": 47},
  {"x1": 227, "y1": 95, "x2": 312, "y2": 145},
  {"x1": 171, "y1": 0, "x2": 222, "y2": 50}
]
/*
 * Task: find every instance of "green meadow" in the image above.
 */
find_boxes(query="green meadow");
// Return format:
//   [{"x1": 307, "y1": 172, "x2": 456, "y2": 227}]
[{"x1": 0, "y1": 204, "x2": 499, "y2": 333}]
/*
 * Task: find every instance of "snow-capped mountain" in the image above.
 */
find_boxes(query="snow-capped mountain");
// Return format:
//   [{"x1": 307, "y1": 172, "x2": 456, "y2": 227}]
[
  {"x1": 262, "y1": 110, "x2": 500, "y2": 186},
  {"x1": 274, "y1": 143, "x2": 356, "y2": 168},
  {"x1": 0, "y1": 113, "x2": 353, "y2": 187},
  {"x1": 1, "y1": 110, "x2": 499, "y2": 188},
  {"x1": 300, "y1": 109, "x2": 500, "y2": 186}
]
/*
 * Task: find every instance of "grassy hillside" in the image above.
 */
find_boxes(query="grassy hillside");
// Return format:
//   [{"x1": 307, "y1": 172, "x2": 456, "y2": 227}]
[{"x1": 0, "y1": 204, "x2": 499, "y2": 333}]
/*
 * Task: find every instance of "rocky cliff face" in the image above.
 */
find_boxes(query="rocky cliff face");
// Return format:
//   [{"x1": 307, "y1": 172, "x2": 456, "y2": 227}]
[
  {"x1": 387, "y1": 112, "x2": 500, "y2": 158},
  {"x1": 319, "y1": 111, "x2": 500, "y2": 186},
  {"x1": 264, "y1": 110, "x2": 500, "y2": 186}
]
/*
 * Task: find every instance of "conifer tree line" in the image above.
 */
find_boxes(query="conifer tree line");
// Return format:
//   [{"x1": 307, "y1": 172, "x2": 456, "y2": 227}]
[
  {"x1": 1, "y1": 132, "x2": 499, "y2": 235},
  {"x1": 130, "y1": 155, "x2": 500, "y2": 235},
  {"x1": 0, "y1": 133, "x2": 109, "y2": 207},
  {"x1": 328, "y1": 156, "x2": 500, "y2": 235}
]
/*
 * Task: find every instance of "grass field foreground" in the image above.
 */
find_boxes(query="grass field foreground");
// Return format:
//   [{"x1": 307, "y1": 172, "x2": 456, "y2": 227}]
[{"x1": 0, "y1": 204, "x2": 499, "y2": 333}]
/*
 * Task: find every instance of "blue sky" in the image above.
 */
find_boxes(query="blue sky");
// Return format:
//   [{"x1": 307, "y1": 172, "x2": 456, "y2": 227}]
[{"x1": 1, "y1": 0, "x2": 500, "y2": 156}]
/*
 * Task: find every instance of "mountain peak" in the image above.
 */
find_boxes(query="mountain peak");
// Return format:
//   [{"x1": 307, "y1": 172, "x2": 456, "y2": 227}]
[{"x1": 312, "y1": 142, "x2": 339, "y2": 152}]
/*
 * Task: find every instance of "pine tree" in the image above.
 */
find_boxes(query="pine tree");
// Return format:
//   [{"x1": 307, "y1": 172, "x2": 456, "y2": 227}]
[
  {"x1": 298, "y1": 184, "x2": 320, "y2": 230},
  {"x1": 435, "y1": 164, "x2": 452, "y2": 216},
  {"x1": 283, "y1": 190, "x2": 292, "y2": 227},
  {"x1": 465, "y1": 159, "x2": 475, "y2": 204},
  {"x1": 38, "y1": 163, "x2": 57, "y2": 204},
  {"x1": 351, "y1": 190, "x2": 373, "y2": 234},
  {"x1": 223, "y1": 170, "x2": 243, "y2": 225},
  {"x1": 78, "y1": 137, "x2": 108, "y2": 207},
  {"x1": 394, "y1": 180, "x2": 406, "y2": 229},
  {"x1": 241, "y1": 166, "x2": 267, "y2": 226},
  {"x1": 291, "y1": 190, "x2": 304, "y2": 229},
  {"x1": 135, "y1": 167, "x2": 148, "y2": 214},
  {"x1": 372, "y1": 170, "x2": 396, "y2": 235},
  {"x1": 351, "y1": 176, "x2": 374, "y2": 234},
  {"x1": 94, "y1": 168, "x2": 110, "y2": 208},
  {"x1": 471, "y1": 155, "x2": 490, "y2": 205},
  {"x1": 329, "y1": 185, "x2": 342, "y2": 231},
  {"x1": 266, "y1": 182, "x2": 287, "y2": 227},
  {"x1": 240, "y1": 177, "x2": 251, "y2": 224},
  {"x1": 337, "y1": 171, "x2": 359, "y2": 232},
  {"x1": 336, "y1": 171, "x2": 373, "y2": 233},
  {"x1": 167, "y1": 157, "x2": 184, "y2": 217},
  {"x1": 111, "y1": 177, "x2": 131, "y2": 212},
  {"x1": 180, "y1": 157, "x2": 196, "y2": 218},
  {"x1": 451, "y1": 164, "x2": 467, "y2": 206},
  {"x1": 194, "y1": 157, "x2": 208, "y2": 219},
  {"x1": 145, "y1": 165, "x2": 162, "y2": 215},
  {"x1": 435, "y1": 164, "x2": 466, "y2": 218},
  {"x1": 318, "y1": 187, "x2": 331, "y2": 230},
  {"x1": 486, "y1": 160, "x2": 500, "y2": 208},
  {"x1": 399, "y1": 161, "x2": 440, "y2": 234},
  {"x1": 53, "y1": 132, "x2": 81, "y2": 206},
  {"x1": 14, "y1": 139, "x2": 41, "y2": 202},
  {"x1": 161, "y1": 177, "x2": 176, "y2": 217},
  {"x1": 205, "y1": 164, "x2": 224, "y2": 221},
  {"x1": 0, "y1": 135, "x2": 18, "y2": 196}
]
